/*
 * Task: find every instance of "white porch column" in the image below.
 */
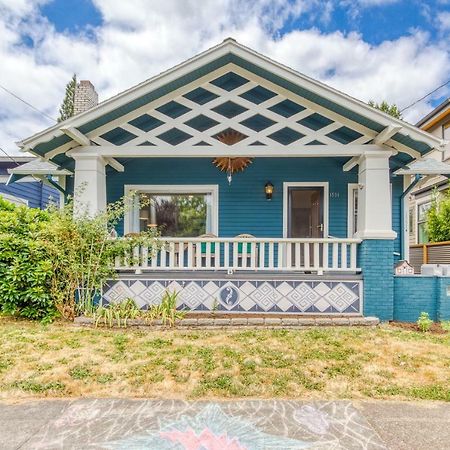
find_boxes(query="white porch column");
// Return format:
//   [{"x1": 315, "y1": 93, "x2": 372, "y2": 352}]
[
  {"x1": 73, "y1": 155, "x2": 106, "y2": 217},
  {"x1": 355, "y1": 153, "x2": 396, "y2": 239}
]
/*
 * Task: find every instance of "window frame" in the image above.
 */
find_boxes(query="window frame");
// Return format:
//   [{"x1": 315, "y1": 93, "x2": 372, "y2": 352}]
[
  {"x1": 124, "y1": 184, "x2": 219, "y2": 236},
  {"x1": 417, "y1": 199, "x2": 432, "y2": 244}
]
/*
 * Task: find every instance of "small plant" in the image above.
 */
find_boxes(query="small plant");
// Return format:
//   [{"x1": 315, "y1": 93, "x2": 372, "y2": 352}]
[
  {"x1": 417, "y1": 312, "x2": 433, "y2": 332},
  {"x1": 441, "y1": 321, "x2": 450, "y2": 332},
  {"x1": 93, "y1": 298, "x2": 140, "y2": 328},
  {"x1": 145, "y1": 290, "x2": 185, "y2": 326}
]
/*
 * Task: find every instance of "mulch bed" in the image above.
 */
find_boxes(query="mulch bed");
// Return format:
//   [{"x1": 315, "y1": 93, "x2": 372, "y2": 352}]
[{"x1": 389, "y1": 320, "x2": 447, "y2": 334}]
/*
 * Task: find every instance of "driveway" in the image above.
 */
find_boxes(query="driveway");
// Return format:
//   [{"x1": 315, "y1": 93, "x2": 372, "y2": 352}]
[{"x1": 1, "y1": 399, "x2": 448, "y2": 449}]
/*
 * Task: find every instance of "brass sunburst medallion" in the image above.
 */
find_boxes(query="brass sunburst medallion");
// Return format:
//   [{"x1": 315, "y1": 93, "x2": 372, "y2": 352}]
[{"x1": 212, "y1": 128, "x2": 253, "y2": 184}]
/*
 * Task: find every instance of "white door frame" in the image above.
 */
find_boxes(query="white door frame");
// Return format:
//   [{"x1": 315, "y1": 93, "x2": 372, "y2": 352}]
[{"x1": 283, "y1": 182, "x2": 329, "y2": 238}]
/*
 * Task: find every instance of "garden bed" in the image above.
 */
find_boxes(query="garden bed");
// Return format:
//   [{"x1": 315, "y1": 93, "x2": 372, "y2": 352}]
[{"x1": 389, "y1": 321, "x2": 448, "y2": 334}]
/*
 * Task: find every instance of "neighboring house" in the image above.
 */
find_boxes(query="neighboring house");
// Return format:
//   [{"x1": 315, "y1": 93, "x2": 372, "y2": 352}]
[
  {"x1": 0, "y1": 156, "x2": 60, "y2": 208},
  {"x1": 407, "y1": 99, "x2": 450, "y2": 245},
  {"x1": 10, "y1": 39, "x2": 448, "y2": 321}
]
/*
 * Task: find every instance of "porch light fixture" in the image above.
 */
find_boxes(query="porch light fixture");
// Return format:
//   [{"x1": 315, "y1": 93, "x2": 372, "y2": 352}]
[{"x1": 265, "y1": 181, "x2": 274, "y2": 200}]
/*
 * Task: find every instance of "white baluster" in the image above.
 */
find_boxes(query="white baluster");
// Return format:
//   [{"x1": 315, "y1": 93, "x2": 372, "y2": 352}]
[
  {"x1": 178, "y1": 242, "x2": 184, "y2": 269},
  {"x1": 286, "y1": 242, "x2": 292, "y2": 269},
  {"x1": 313, "y1": 243, "x2": 320, "y2": 270},
  {"x1": 160, "y1": 247, "x2": 167, "y2": 268},
  {"x1": 277, "y1": 243, "x2": 284, "y2": 268},
  {"x1": 295, "y1": 243, "x2": 301, "y2": 269},
  {"x1": 332, "y1": 242, "x2": 338, "y2": 270},
  {"x1": 187, "y1": 242, "x2": 193, "y2": 269},
  {"x1": 214, "y1": 241, "x2": 220, "y2": 269},
  {"x1": 268, "y1": 242, "x2": 274, "y2": 269},
  {"x1": 141, "y1": 246, "x2": 148, "y2": 268},
  {"x1": 224, "y1": 242, "x2": 230, "y2": 269},
  {"x1": 242, "y1": 241, "x2": 248, "y2": 269},
  {"x1": 322, "y1": 242, "x2": 329, "y2": 271},
  {"x1": 196, "y1": 242, "x2": 202, "y2": 269},
  {"x1": 205, "y1": 242, "x2": 212, "y2": 269},
  {"x1": 259, "y1": 242, "x2": 265, "y2": 269},
  {"x1": 250, "y1": 242, "x2": 257, "y2": 269},
  {"x1": 233, "y1": 241, "x2": 238, "y2": 268},
  {"x1": 304, "y1": 243, "x2": 310, "y2": 270},
  {"x1": 341, "y1": 243, "x2": 347, "y2": 269}
]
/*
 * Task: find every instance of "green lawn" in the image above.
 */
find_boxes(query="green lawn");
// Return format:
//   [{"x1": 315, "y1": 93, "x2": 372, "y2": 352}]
[{"x1": 0, "y1": 318, "x2": 449, "y2": 401}]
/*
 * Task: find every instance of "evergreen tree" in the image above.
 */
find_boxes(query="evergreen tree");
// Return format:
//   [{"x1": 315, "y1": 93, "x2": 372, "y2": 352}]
[
  {"x1": 368, "y1": 100, "x2": 402, "y2": 119},
  {"x1": 58, "y1": 74, "x2": 77, "y2": 122}
]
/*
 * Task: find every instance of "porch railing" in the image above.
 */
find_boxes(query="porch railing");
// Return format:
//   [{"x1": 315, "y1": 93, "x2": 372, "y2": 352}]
[{"x1": 115, "y1": 237, "x2": 362, "y2": 273}]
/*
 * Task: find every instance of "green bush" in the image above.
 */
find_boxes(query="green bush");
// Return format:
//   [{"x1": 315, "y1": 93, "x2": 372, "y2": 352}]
[
  {"x1": 427, "y1": 189, "x2": 450, "y2": 242},
  {"x1": 0, "y1": 197, "x2": 56, "y2": 321},
  {"x1": 417, "y1": 312, "x2": 433, "y2": 333},
  {"x1": 0, "y1": 194, "x2": 160, "y2": 322}
]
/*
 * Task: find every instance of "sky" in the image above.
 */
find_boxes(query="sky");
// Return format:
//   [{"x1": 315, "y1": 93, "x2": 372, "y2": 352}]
[{"x1": 0, "y1": 0, "x2": 449, "y2": 156}]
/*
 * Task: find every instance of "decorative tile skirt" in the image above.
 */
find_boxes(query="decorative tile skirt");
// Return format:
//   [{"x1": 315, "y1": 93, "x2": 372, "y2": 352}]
[{"x1": 103, "y1": 277, "x2": 363, "y2": 315}]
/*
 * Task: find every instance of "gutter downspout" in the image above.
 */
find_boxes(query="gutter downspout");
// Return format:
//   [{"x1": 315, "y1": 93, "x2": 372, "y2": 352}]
[{"x1": 400, "y1": 174, "x2": 422, "y2": 261}]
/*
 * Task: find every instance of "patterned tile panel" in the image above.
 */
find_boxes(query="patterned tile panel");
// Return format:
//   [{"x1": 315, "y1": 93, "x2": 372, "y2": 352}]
[{"x1": 103, "y1": 278, "x2": 362, "y2": 314}]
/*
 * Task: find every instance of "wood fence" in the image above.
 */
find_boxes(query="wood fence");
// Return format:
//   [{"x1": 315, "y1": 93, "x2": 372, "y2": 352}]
[{"x1": 409, "y1": 241, "x2": 450, "y2": 273}]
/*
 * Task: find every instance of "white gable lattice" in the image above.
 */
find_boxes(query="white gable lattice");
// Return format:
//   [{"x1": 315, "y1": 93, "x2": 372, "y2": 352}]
[{"x1": 87, "y1": 64, "x2": 375, "y2": 151}]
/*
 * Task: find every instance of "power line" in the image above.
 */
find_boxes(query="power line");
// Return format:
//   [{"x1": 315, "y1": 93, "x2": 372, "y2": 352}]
[
  {"x1": 0, "y1": 83, "x2": 57, "y2": 122},
  {"x1": 400, "y1": 79, "x2": 450, "y2": 112},
  {"x1": 0, "y1": 146, "x2": 21, "y2": 166}
]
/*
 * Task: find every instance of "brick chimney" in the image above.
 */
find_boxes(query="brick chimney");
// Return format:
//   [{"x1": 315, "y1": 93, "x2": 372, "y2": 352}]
[{"x1": 74, "y1": 80, "x2": 98, "y2": 115}]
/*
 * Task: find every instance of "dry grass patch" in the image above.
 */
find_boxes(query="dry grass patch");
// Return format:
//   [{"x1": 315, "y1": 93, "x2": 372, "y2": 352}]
[{"x1": 0, "y1": 318, "x2": 449, "y2": 401}]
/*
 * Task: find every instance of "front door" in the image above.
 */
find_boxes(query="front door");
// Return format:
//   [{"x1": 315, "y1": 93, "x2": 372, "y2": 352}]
[{"x1": 287, "y1": 186, "x2": 325, "y2": 238}]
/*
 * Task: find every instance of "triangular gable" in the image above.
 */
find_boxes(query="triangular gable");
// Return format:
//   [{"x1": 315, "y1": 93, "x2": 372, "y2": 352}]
[{"x1": 18, "y1": 39, "x2": 443, "y2": 169}]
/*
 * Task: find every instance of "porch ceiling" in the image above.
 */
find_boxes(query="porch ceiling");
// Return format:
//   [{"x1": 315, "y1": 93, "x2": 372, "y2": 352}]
[{"x1": 17, "y1": 40, "x2": 442, "y2": 172}]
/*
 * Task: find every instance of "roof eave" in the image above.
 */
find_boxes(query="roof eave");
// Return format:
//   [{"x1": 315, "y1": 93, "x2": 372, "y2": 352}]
[{"x1": 17, "y1": 38, "x2": 443, "y2": 154}]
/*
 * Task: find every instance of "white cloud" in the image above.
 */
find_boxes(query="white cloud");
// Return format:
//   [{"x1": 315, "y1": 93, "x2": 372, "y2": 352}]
[
  {"x1": 437, "y1": 11, "x2": 450, "y2": 31},
  {"x1": 0, "y1": 0, "x2": 448, "y2": 155}
]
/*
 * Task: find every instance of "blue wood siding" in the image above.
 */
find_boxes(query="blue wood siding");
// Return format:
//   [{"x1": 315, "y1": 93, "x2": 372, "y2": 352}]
[
  {"x1": 107, "y1": 157, "x2": 364, "y2": 239},
  {"x1": 0, "y1": 181, "x2": 58, "y2": 209}
]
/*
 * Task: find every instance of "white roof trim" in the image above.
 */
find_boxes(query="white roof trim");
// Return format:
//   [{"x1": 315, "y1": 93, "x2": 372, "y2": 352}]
[
  {"x1": 17, "y1": 38, "x2": 443, "y2": 153},
  {"x1": 395, "y1": 158, "x2": 450, "y2": 175},
  {"x1": 8, "y1": 159, "x2": 72, "y2": 176}
]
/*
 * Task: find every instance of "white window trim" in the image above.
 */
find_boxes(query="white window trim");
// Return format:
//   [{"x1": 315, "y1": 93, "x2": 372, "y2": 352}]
[
  {"x1": 124, "y1": 184, "x2": 219, "y2": 236},
  {"x1": 282, "y1": 182, "x2": 329, "y2": 238},
  {"x1": 347, "y1": 183, "x2": 358, "y2": 238},
  {"x1": 0, "y1": 192, "x2": 28, "y2": 206},
  {"x1": 416, "y1": 196, "x2": 432, "y2": 245}
]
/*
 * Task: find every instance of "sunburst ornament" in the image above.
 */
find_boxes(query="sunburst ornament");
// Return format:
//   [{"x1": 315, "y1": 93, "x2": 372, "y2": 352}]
[{"x1": 213, "y1": 128, "x2": 253, "y2": 184}]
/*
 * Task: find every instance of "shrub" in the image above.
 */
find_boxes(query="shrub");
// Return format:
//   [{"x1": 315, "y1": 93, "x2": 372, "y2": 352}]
[
  {"x1": 417, "y1": 312, "x2": 433, "y2": 332},
  {"x1": 40, "y1": 195, "x2": 159, "y2": 320},
  {"x1": 0, "y1": 193, "x2": 160, "y2": 322},
  {"x1": 427, "y1": 189, "x2": 450, "y2": 242},
  {"x1": 0, "y1": 197, "x2": 56, "y2": 321},
  {"x1": 441, "y1": 321, "x2": 450, "y2": 332}
]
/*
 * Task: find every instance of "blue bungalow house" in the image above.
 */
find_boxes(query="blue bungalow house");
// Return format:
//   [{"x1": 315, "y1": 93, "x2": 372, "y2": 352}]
[{"x1": 13, "y1": 39, "x2": 448, "y2": 321}]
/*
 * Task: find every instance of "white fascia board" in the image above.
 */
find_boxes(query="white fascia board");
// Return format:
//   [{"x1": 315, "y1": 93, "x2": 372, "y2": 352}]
[
  {"x1": 8, "y1": 167, "x2": 72, "y2": 175},
  {"x1": 68, "y1": 144, "x2": 394, "y2": 159},
  {"x1": 17, "y1": 39, "x2": 443, "y2": 153}
]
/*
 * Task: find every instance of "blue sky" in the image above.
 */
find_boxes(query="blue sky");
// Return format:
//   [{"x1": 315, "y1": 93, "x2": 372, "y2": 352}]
[{"x1": 0, "y1": 0, "x2": 449, "y2": 154}]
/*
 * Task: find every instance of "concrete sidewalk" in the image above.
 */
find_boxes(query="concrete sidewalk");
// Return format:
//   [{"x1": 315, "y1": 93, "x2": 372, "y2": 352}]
[{"x1": 0, "y1": 399, "x2": 448, "y2": 449}]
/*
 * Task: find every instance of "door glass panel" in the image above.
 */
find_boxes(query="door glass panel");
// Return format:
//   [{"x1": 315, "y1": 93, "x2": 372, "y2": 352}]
[{"x1": 288, "y1": 187, "x2": 324, "y2": 238}]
